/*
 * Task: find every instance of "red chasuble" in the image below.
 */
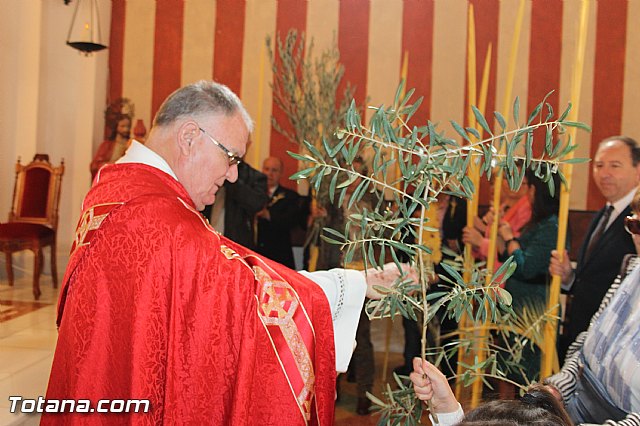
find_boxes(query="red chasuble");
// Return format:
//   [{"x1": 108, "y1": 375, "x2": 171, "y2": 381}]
[{"x1": 42, "y1": 164, "x2": 336, "y2": 425}]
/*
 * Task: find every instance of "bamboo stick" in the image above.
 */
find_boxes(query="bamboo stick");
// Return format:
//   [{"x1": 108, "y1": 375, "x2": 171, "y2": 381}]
[
  {"x1": 459, "y1": 0, "x2": 526, "y2": 406},
  {"x1": 469, "y1": 44, "x2": 493, "y2": 408},
  {"x1": 456, "y1": 2, "x2": 479, "y2": 401},
  {"x1": 485, "y1": 0, "x2": 525, "y2": 283},
  {"x1": 541, "y1": 0, "x2": 590, "y2": 378},
  {"x1": 479, "y1": 0, "x2": 526, "y2": 400}
]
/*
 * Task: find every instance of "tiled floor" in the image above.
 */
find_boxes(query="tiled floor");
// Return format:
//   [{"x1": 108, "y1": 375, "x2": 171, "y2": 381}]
[
  {"x1": 0, "y1": 254, "x2": 59, "y2": 426},
  {"x1": 0, "y1": 252, "x2": 409, "y2": 425}
]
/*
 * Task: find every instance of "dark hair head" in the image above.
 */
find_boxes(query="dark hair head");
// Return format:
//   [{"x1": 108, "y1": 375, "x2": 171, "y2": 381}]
[
  {"x1": 525, "y1": 167, "x2": 561, "y2": 227},
  {"x1": 108, "y1": 114, "x2": 131, "y2": 140},
  {"x1": 152, "y1": 80, "x2": 253, "y2": 131},
  {"x1": 458, "y1": 384, "x2": 573, "y2": 425},
  {"x1": 600, "y1": 135, "x2": 640, "y2": 166}
]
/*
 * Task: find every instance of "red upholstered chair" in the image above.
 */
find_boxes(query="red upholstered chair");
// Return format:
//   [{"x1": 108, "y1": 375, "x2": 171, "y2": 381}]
[{"x1": 0, "y1": 154, "x2": 64, "y2": 299}]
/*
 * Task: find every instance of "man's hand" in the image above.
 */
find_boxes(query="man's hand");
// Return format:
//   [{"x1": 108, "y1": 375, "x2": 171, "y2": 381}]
[
  {"x1": 311, "y1": 205, "x2": 327, "y2": 219},
  {"x1": 473, "y1": 215, "x2": 487, "y2": 233},
  {"x1": 483, "y1": 207, "x2": 497, "y2": 227},
  {"x1": 255, "y1": 207, "x2": 270, "y2": 221},
  {"x1": 549, "y1": 249, "x2": 572, "y2": 284},
  {"x1": 462, "y1": 226, "x2": 483, "y2": 249},
  {"x1": 361, "y1": 262, "x2": 418, "y2": 299},
  {"x1": 409, "y1": 358, "x2": 459, "y2": 414},
  {"x1": 498, "y1": 221, "x2": 514, "y2": 241}
]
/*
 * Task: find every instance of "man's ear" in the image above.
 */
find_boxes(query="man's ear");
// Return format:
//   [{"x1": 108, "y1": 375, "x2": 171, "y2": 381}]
[{"x1": 177, "y1": 121, "x2": 200, "y2": 156}]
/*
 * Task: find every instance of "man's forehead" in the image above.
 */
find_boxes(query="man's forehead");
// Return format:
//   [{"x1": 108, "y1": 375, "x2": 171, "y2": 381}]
[
  {"x1": 199, "y1": 111, "x2": 241, "y2": 128},
  {"x1": 596, "y1": 141, "x2": 630, "y2": 160},
  {"x1": 202, "y1": 112, "x2": 249, "y2": 141}
]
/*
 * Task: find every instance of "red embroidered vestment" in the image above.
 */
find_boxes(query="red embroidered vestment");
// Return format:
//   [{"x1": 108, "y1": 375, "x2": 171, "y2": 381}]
[{"x1": 43, "y1": 164, "x2": 336, "y2": 425}]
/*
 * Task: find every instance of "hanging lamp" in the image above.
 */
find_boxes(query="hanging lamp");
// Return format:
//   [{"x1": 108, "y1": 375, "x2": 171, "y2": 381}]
[{"x1": 65, "y1": 0, "x2": 107, "y2": 55}]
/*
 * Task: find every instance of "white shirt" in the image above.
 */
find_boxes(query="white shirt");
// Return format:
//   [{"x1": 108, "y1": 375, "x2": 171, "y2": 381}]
[
  {"x1": 608, "y1": 186, "x2": 638, "y2": 229},
  {"x1": 114, "y1": 141, "x2": 366, "y2": 372}
]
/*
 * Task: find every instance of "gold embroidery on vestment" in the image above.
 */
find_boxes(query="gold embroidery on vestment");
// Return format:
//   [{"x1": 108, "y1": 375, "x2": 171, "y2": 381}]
[
  {"x1": 220, "y1": 245, "x2": 241, "y2": 260},
  {"x1": 254, "y1": 266, "x2": 316, "y2": 421},
  {"x1": 71, "y1": 202, "x2": 123, "y2": 255}
]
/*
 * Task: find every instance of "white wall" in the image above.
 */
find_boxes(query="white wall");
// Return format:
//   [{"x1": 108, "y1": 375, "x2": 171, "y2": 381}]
[{"x1": 0, "y1": 0, "x2": 110, "y2": 253}]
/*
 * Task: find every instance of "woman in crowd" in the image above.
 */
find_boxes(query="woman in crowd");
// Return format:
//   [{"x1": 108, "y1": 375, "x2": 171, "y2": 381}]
[
  {"x1": 410, "y1": 188, "x2": 640, "y2": 426},
  {"x1": 462, "y1": 171, "x2": 532, "y2": 267},
  {"x1": 494, "y1": 170, "x2": 561, "y2": 397}
]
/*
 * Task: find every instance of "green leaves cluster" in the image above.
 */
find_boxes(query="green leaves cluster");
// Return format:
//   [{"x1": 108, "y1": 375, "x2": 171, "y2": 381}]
[
  {"x1": 289, "y1": 80, "x2": 589, "y2": 424},
  {"x1": 291, "y1": 82, "x2": 589, "y2": 275},
  {"x1": 268, "y1": 29, "x2": 359, "y2": 249},
  {"x1": 367, "y1": 376, "x2": 425, "y2": 426},
  {"x1": 267, "y1": 30, "x2": 354, "y2": 176}
]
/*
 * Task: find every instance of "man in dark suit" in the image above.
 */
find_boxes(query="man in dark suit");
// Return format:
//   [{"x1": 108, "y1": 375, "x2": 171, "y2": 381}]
[
  {"x1": 256, "y1": 156, "x2": 300, "y2": 269},
  {"x1": 203, "y1": 161, "x2": 269, "y2": 250},
  {"x1": 550, "y1": 135, "x2": 640, "y2": 362}
]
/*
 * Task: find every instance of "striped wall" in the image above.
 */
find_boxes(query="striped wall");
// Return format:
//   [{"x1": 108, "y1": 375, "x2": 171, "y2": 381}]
[{"x1": 107, "y1": 0, "x2": 640, "y2": 211}]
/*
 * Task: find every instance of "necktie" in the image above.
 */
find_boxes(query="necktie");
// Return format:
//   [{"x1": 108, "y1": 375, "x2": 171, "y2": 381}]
[{"x1": 585, "y1": 204, "x2": 614, "y2": 260}]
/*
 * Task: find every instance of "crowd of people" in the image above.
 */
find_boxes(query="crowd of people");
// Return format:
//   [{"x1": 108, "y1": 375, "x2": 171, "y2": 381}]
[
  {"x1": 411, "y1": 186, "x2": 640, "y2": 425},
  {"x1": 55, "y1": 79, "x2": 640, "y2": 425},
  {"x1": 409, "y1": 138, "x2": 640, "y2": 425}
]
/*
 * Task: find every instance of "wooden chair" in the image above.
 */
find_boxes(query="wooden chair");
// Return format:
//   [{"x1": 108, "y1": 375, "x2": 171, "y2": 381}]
[{"x1": 0, "y1": 154, "x2": 64, "y2": 299}]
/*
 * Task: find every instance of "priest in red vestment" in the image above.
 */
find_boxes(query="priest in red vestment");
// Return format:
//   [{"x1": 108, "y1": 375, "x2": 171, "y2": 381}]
[{"x1": 43, "y1": 81, "x2": 407, "y2": 425}]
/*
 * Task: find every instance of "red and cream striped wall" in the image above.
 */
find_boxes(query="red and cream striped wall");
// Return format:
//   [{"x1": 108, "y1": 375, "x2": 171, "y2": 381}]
[{"x1": 107, "y1": 0, "x2": 640, "y2": 211}]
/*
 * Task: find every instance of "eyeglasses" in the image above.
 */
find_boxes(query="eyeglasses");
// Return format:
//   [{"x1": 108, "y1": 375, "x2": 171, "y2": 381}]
[
  {"x1": 624, "y1": 215, "x2": 640, "y2": 235},
  {"x1": 198, "y1": 126, "x2": 242, "y2": 166}
]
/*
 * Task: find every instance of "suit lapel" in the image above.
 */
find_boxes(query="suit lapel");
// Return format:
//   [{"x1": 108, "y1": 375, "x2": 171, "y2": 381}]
[
  {"x1": 578, "y1": 205, "x2": 632, "y2": 268},
  {"x1": 598, "y1": 205, "x2": 632, "y2": 246},
  {"x1": 577, "y1": 207, "x2": 605, "y2": 267}
]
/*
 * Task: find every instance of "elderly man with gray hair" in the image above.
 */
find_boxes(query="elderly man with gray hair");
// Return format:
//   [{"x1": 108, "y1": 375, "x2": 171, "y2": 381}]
[{"x1": 43, "y1": 81, "x2": 411, "y2": 425}]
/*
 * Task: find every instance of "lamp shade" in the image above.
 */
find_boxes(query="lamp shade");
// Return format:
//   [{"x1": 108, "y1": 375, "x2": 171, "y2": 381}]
[{"x1": 66, "y1": 0, "x2": 107, "y2": 55}]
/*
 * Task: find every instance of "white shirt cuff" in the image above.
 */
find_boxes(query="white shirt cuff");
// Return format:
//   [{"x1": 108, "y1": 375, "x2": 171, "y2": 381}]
[
  {"x1": 429, "y1": 403, "x2": 464, "y2": 426},
  {"x1": 300, "y1": 268, "x2": 367, "y2": 372},
  {"x1": 561, "y1": 269, "x2": 576, "y2": 292}
]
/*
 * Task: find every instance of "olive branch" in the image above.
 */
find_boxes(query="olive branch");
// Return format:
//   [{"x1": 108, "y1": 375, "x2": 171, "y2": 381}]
[{"x1": 287, "y1": 81, "x2": 589, "y2": 423}]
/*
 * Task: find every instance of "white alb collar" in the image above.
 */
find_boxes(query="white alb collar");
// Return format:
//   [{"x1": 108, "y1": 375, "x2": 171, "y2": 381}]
[{"x1": 116, "y1": 140, "x2": 178, "y2": 180}]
